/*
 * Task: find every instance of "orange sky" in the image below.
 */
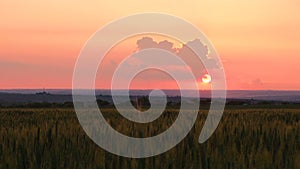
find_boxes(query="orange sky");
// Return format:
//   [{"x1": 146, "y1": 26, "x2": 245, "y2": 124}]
[{"x1": 1, "y1": 0, "x2": 300, "y2": 90}]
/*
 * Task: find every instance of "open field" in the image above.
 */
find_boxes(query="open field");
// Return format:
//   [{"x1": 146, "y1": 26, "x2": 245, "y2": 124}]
[{"x1": 0, "y1": 107, "x2": 300, "y2": 169}]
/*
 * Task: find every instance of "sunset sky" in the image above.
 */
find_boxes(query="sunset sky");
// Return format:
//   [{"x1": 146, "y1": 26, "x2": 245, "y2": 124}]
[{"x1": 1, "y1": 0, "x2": 300, "y2": 90}]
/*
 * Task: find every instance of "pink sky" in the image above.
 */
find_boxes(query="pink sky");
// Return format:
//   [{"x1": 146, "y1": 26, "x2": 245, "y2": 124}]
[{"x1": 1, "y1": 0, "x2": 300, "y2": 90}]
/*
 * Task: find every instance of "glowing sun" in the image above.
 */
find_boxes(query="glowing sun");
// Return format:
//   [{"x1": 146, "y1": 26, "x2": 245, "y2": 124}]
[{"x1": 202, "y1": 74, "x2": 212, "y2": 84}]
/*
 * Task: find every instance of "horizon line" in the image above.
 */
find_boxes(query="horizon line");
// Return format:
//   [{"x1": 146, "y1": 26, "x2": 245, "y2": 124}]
[{"x1": 1, "y1": 88, "x2": 300, "y2": 91}]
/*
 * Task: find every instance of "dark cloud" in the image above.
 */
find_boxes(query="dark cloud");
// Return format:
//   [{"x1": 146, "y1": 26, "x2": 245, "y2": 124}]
[
  {"x1": 180, "y1": 39, "x2": 208, "y2": 59},
  {"x1": 137, "y1": 37, "x2": 175, "y2": 53},
  {"x1": 137, "y1": 37, "x2": 158, "y2": 50},
  {"x1": 135, "y1": 37, "x2": 220, "y2": 78}
]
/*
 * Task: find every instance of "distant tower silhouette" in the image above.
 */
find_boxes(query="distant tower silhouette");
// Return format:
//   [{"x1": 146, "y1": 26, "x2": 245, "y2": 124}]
[{"x1": 136, "y1": 96, "x2": 141, "y2": 111}]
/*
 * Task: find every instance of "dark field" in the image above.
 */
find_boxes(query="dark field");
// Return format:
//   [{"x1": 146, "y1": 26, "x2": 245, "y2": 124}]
[{"x1": 0, "y1": 107, "x2": 300, "y2": 169}]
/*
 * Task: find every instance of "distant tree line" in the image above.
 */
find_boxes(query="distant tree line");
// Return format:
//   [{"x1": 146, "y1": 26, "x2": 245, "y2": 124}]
[{"x1": 0, "y1": 98, "x2": 299, "y2": 109}]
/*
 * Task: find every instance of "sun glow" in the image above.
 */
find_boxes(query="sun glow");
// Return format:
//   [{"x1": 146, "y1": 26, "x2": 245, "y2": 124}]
[{"x1": 202, "y1": 74, "x2": 211, "y2": 84}]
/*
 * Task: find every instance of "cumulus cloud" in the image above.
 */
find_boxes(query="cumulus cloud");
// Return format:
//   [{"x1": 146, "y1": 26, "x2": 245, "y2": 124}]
[
  {"x1": 134, "y1": 37, "x2": 220, "y2": 77},
  {"x1": 136, "y1": 37, "x2": 219, "y2": 66},
  {"x1": 137, "y1": 37, "x2": 157, "y2": 49},
  {"x1": 137, "y1": 37, "x2": 176, "y2": 53}
]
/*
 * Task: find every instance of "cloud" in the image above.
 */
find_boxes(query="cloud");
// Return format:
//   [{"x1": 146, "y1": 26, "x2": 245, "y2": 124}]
[
  {"x1": 134, "y1": 37, "x2": 220, "y2": 78},
  {"x1": 136, "y1": 37, "x2": 219, "y2": 67},
  {"x1": 137, "y1": 37, "x2": 176, "y2": 53},
  {"x1": 180, "y1": 39, "x2": 209, "y2": 59},
  {"x1": 137, "y1": 37, "x2": 158, "y2": 49}
]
